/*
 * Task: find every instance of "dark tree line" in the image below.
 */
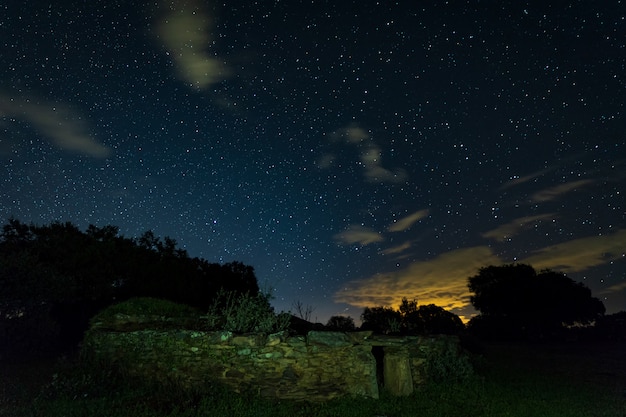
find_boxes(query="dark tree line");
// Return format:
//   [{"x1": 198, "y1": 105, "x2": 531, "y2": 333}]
[
  {"x1": 0, "y1": 218, "x2": 259, "y2": 357},
  {"x1": 467, "y1": 264, "x2": 607, "y2": 341},
  {"x1": 2, "y1": 217, "x2": 619, "y2": 357},
  {"x1": 360, "y1": 298, "x2": 465, "y2": 336},
  {"x1": 352, "y1": 263, "x2": 616, "y2": 342}
]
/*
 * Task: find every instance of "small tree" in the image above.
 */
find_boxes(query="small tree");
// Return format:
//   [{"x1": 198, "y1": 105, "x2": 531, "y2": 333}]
[
  {"x1": 326, "y1": 315, "x2": 356, "y2": 331},
  {"x1": 204, "y1": 290, "x2": 290, "y2": 333},
  {"x1": 360, "y1": 306, "x2": 403, "y2": 334},
  {"x1": 399, "y1": 298, "x2": 420, "y2": 334},
  {"x1": 291, "y1": 300, "x2": 316, "y2": 322},
  {"x1": 414, "y1": 304, "x2": 464, "y2": 335}
]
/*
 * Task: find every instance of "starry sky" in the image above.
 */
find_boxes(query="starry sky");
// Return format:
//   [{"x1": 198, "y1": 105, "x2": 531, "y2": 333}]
[{"x1": 1, "y1": 0, "x2": 625, "y2": 323}]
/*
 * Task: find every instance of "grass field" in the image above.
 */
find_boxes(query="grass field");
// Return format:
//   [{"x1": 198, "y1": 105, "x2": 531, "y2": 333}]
[{"x1": 2, "y1": 341, "x2": 625, "y2": 417}]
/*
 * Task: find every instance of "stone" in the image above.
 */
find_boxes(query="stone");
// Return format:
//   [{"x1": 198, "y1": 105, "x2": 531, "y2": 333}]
[
  {"x1": 307, "y1": 331, "x2": 352, "y2": 347},
  {"x1": 266, "y1": 331, "x2": 286, "y2": 346},
  {"x1": 82, "y1": 318, "x2": 470, "y2": 402},
  {"x1": 346, "y1": 331, "x2": 373, "y2": 343},
  {"x1": 383, "y1": 352, "x2": 414, "y2": 396},
  {"x1": 282, "y1": 366, "x2": 299, "y2": 382},
  {"x1": 232, "y1": 336, "x2": 256, "y2": 346}
]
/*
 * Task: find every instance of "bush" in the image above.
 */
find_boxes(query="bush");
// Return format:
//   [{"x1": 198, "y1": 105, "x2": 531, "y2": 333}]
[
  {"x1": 425, "y1": 338, "x2": 473, "y2": 382},
  {"x1": 326, "y1": 315, "x2": 356, "y2": 331},
  {"x1": 204, "y1": 290, "x2": 291, "y2": 333}
]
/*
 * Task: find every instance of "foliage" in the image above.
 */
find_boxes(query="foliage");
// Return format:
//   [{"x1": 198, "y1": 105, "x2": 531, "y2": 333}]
[
  {"x1": 360, "y1": 306, "x2": 403, "y2": 334},
  {"x1": 0, "y1": 218, "x2": 260, "y2": 309},
  {"x1": 594, "y1": 311, "x2": 626, "y2": 340},
  {"x1": 0, "y1": 218, "x2": 261, "y2": 356},
  {"x1": 413, "y1": 304, "x2": 465, "y2": 335},
  {"x1": 361, "y1": 299, "x2": 464, "y2": 335},
  {"x1": 326, "y1": 315, "x2": 356, "y2": 331},
  {"x1": 425, "y1": 340, "x2": 474, "y2": 382},
  {"x1": 467, "y1": 264, "x2": 606, "y2": 340},
  {"x1": 204, "y1": 290, "x2": 291, "y2": 334}
]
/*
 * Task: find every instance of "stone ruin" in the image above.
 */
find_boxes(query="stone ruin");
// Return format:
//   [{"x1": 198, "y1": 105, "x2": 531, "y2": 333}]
[{"x1": 82, "y1": 313, "x2": 471, "y2": 402}]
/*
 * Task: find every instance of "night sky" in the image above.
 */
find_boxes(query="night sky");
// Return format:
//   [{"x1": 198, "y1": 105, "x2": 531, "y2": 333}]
[{"x1": 1, "y1": 0, "x2": 625, "y2": 323}]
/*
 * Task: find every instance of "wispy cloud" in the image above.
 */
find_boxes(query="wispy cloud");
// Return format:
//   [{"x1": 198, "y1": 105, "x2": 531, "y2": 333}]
[
  {"x1": 498, "y1": 153, "x2": 590, "y2": 191},
  {"x1": 336, "y1": 125, "x2": 369, "y2": 144},
  {"x1": 323, "y1": 123, "x2": 407, "y2": 184},
  {"x1": 316, "y1": 153, "x2": 335, "y2": 169},
  {"x1": 334, "y1": 225, "x2": 384, "y2": 246},
  {"x1": 154, "y1": 0, "x2": 229, "y2": 89},
  {"x1": 0, "y1": 94, "x2": 111, "y2": 158},
  {"x1": 334, "y1": 230, "x2": 626, "y2": 320},
  {"x1": 520, "y1": 229, "x2": 626, "y2": 273},
  {"x1": 598, "y1": 281, "x2": 626, "y2": 295},
  {"x1": 380, "y1": 240, "x2": 413, "y2": 255},
  {"x1": 531, "y1": 179, "x2": 594, "y2": 202},
  {"x1": 481, "y1": 213, "x2": 555, "y2": 242},
  {"x1": 333, "y1": 209, "x2": 428, "y2": 255},
  {"x1": 388, "y1": 209, "x2": 430, "y2": 232},
  {"x1": 360, "y1": 145, "x2": 407, "y2": 184},
  {"x1": 334, "y1": 246, "x2": 502, "y2": 313}
]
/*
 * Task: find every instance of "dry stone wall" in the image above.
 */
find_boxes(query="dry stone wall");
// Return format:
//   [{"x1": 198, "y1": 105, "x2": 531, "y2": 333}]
[{"x1": 82, "y1": 314, "x2": 469, "y2": 401}]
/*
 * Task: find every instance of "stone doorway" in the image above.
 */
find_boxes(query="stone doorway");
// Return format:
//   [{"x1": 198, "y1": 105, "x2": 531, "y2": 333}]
[
  {"x1": 371, "y1": 345, "x2": 385, "y2": 389},
  {"x1": 371, "y1": 346, "x2": 414, "y2": 396}
]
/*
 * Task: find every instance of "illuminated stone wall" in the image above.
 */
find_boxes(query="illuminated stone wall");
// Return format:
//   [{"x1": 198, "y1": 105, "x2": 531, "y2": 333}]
[{"x1": 82, "y1": 315, "x2": 469, "y2": 401}]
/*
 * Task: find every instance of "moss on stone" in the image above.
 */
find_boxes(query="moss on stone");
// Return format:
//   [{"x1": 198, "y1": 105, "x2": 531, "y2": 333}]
[
  {"x1": 82, "y1": 315, "x2": 472, "y2": 402},
  {"x1": 93, "y1": 297, "x2": 201, "y2": 323}
]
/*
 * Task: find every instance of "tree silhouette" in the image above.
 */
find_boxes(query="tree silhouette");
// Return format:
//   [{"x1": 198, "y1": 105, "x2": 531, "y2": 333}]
[
  {"x1": 412, "y1": 304, "x2": 465, "y2": 335},
  {"x1": 361, "y1": 306, "x2": 402, "y2": 334},
  {"x1": 398, "y1": 298, "x2": 421, "y2": 334},
  {"x1": 467, "y1": 264, "x2": 605, "y2": 340},
  {"x1": 361, "y1": 298, "x2": 464, "y2": 335},
  {"x1": 0, "y1": 218, "x2": 261, "y2": 357},
  {"x1": 326, "y1": 315, "x2": 356, "y2": 331},
  {"x1": 291, "y1": 300, "x2": 316, "y2": 322},
  {"x1": 594, "y1": 311, "x2": 626, "y2": 341}
]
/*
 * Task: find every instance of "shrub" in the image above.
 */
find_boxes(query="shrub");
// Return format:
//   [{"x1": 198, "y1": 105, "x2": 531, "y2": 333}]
[
  {"x1": 204, "y1": 290, "x2": 291, "y2": 333},
  {"x1": 425, "y1": 338, "x2": 473, "y2": 382},
  {"x1": 326, "y1": 315, "x2": 356, "y2": 331}
]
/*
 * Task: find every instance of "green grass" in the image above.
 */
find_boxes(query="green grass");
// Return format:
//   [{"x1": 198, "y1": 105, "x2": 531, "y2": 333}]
[
  {"x1": 91, "y1": 297, "x2": 202, "y2": 322},
  {"x1": 2, "y1": 342, "x2": 625, "y2": 417}
]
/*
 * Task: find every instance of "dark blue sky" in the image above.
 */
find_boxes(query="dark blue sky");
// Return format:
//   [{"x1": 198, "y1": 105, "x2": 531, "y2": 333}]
[{"x1": 2, "y1": 0, "x2": 624, "y2": 323}]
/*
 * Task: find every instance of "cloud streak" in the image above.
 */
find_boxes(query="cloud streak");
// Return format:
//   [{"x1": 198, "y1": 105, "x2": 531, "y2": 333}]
[
  {"x1": 0, "y1": 94, "x2": 111, "y2": 158},
  {"x1": 380, "y1": 240, "x2": 413, "y2": 255},
  {"x1": 334, "y1": 230, "x2": 626, "y2": 321},
  {"x1": 519, "y1": 229, "x2": 626, "y2": 273},
  {"x1": 334, "y1": 246, "x2": 502, "y2": 315},
  {"x1": 334, "y1": 225, "x2": 384, "y2": 246},
  {"x1": 531, "y1": 179, "x2": 594, "y2": 202},
  {"x1": 359, "y1": 145, "x2": 408, "y2": 184},
  {"x1": 598, "y1": 281, "x2": 626, "y2": 295},
  {"x1": 481, "y1": 213, "x2": 555, "y2": 242},
  {"x1": 388, "y1": 209, "x2": 430, "y2": 232},
  {"x1": 155, "y1": 0, "x2": 229, "y2": 89},
  {"x1": 323, "y1": 123, "x2": 407, "y2": 184}
]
